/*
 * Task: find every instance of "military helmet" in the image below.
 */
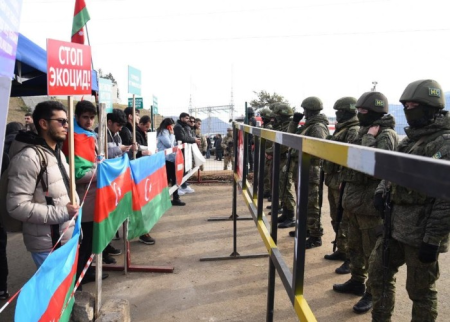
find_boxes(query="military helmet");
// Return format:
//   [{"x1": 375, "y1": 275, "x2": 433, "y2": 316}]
[
  {"x1": 399, "y1": 79, "x2": 445, "y2": 109},
  {"x1": 355, "y1": 92, "x2": 388, "y2": 113},
  {"x1": 333, "y1": 97, "x2": 357, "y2": 111},
  {"x1": 272, "y1": 102, "x2": 293, "y2": 117},
  {"x1": 259, "y1": 107, "x2": 273, "y2": 119},
  {"x1": 301, "y1": 96, "x2": 323, "y2": 111}
]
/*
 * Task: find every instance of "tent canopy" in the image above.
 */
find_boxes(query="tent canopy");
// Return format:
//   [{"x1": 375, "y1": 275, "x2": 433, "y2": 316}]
[{"x1": 11, "y1": 33, "x2": 98, "y2": 97}]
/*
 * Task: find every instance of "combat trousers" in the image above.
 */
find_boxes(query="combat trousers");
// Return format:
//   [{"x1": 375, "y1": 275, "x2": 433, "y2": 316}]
[
  {"x1": 279, "y1": 158, "x2": 296, "y2": 212},
  {"x1": 264, "y1": 158, "x2": 272, "y2": 194},
  {"x1": 223, "y1": 154, "x2": 234, "y2": 170},
  {"x1": 368, "y1": 237, "x2": 439, "y2": 322},
  {"x1": 328, "y1": 186, "x2": 348, "y2": 254},
  {"x1": 347, "y1": 212, "x2": 381, "y2": 292},
  {"x1": 292, "y1": 161, "x2": 323, "y2": 237}
]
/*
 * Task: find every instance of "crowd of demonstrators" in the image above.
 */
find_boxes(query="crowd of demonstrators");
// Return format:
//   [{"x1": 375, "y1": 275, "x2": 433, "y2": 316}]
[
  {"x1": 174, "y1": 112, "x2": 199, "y2": 195},
  {"x1": 73, "y1": 101, "x2": 109, "y2": 286},
  {"x1": 119, "y1": 107, "x2": 155, "y2": 245},
  {"x1": 6, "y1": 101, "x2": 80, "y2": 270},
  {"x1": 156, "y1": 118, "x2": 186, "y2": 206}
]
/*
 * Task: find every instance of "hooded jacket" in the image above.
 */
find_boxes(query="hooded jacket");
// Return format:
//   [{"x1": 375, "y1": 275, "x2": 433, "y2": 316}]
[{"x1": 7, "y1": 131, "x2": 77, "y2": 253}]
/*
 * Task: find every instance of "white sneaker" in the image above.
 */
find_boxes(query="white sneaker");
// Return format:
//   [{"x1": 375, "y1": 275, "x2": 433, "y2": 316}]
[
  {"x1": 177, "y1": 188, "x2": 186, "y2": 195},
  {"x1": 183, "y1": 186, "x2": 195, "y2": 193}
]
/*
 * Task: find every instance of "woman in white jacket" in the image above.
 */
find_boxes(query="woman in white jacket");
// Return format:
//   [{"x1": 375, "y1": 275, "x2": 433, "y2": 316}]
[{"x1": 157, "y1": 118, "x2": 186, "y2": 206}]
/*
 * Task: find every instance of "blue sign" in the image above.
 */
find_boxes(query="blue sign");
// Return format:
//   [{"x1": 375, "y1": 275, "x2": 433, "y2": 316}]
[
  {"x1": 0, "y1": 0, "x2": 23, "y2": 78},
  {"x1": 128, "y1": 65, "x2": 141, "y2": 95},
  {"x1": 99, "y1": 78, "x2": 113, "y2": 113}
]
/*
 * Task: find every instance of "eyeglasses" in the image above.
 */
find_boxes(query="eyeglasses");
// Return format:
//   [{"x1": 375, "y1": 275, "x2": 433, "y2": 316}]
[{"x1": 47, "y1": 118, "x2": 69, "y2": 126}]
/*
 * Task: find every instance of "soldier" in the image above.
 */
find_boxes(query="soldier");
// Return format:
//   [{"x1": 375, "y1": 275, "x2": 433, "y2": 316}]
[
  {"x1": 266, "y1": 103, "x2": 295, "y2": 228},
  {"x1": 323, "y1": 97, "x2": 360, "y2": 274},
  {"x1": 286, "y1": 97, "x2": 329, "y2": 249},
  {"x1": 333, "y1": 92, "x2": 398, "y2": 314},
  {"x1": 368, "y1": 80, "x2": 450, "y2": 321},
  {"x1": 221, "y1": 128, "x2": 234, "y2": 170},
  {"x1": 259, "y1": 108, "x2": 274, "y2": 199},
  {"x1": 247, "y1": 107, "x2": 257, "y2": 172}
]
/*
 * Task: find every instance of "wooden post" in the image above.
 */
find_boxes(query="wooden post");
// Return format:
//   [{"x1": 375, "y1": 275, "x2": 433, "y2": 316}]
[
  {"x1": 67, "y1": 96, "x2": 76, "y2": 203},
  {"x1": 95, "y1": 103, "x2": 106, "y2": 318}
]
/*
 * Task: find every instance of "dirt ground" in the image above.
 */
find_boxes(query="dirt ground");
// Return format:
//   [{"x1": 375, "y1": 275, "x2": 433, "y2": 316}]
[{"x1": 2, "y1": 183, "x2": 450, "y2": 321}]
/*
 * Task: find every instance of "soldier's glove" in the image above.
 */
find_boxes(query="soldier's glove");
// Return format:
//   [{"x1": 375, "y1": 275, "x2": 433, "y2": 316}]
[
  {"x1": 293, "y1": 112, "x2": 304, "y2": 123},
  {"x1": 373, "y1": 192, "x2": 385, "y2": 214},
  {"x1": 418, "y1": 242, "x2": 439, "y2": 263}
]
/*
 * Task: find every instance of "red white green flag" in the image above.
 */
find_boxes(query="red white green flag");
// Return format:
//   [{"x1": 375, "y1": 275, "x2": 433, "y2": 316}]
[{"x1": 71, "y1": 0, "x2": 91, "y2": 44}]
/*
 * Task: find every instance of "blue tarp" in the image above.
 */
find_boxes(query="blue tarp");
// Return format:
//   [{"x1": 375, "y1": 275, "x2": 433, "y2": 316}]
[{"x1": 11, "y1": 33, "x2": 98, "y2": 97}]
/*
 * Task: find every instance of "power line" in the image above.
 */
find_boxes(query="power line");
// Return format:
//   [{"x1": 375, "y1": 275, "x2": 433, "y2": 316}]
[{"x1": 93, "y1": 27, "x2": 450, "y2": 46}]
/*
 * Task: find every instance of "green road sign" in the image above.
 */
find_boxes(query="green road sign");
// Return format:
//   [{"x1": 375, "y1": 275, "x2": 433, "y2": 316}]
[
  {"x1": 152, "y1": 95, "x2": 158, "y2": 114},
  {"x1": 128, "y1": 97, "x2": 144, "y2": 109}
]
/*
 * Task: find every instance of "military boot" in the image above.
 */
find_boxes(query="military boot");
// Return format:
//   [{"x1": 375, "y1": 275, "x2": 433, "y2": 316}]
[
  {"x1": 333, "y1": 279, "x2": 365, "y2": 296},
  {"x1": 289, "y1": 230, "x2": 310, "y2": 238},
  {"x1": 353, "y1": 292, "x2": 373, "y2": 314},
  {"x1": 305, "y1": 236, "x2": 322, "y2": 249},
  {"x1": 278, "y1": 209, "x2": 295, "y2": 228},
  {"x1": 335, "y1": 259, "x2": 351, "y2": 274},
  {"x1": 324, "y1": 251, "x2": 346, "y2": 261}
]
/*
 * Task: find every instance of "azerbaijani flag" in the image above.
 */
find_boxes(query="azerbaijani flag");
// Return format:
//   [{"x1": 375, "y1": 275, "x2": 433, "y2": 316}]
[
  {"x1": 63, "y1": 120, "x2": 96, "y2": 180},
  {"x1": 15, "y1": 211, "x2": 81, "y2": 322},
  {"x1": 93, "y1": 155, "x2": 132, "y2": 254},
  {"x1": 71, "y1": 0, "x2": 91, "y2": 44},
  {"x1": 128, "y1": 151, "x2": 172, "y2": 240}
]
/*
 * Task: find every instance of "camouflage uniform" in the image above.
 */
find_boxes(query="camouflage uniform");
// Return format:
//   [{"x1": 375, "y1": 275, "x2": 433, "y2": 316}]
[
  {"x1": 195, "y1": 128, "x2": 207, "y2": 171},
  {"x1": 368, "y1": 80, "x2": 450, "y2": 322},
  {"x1": 334, "y1": 92, "x2": 398, "y2": 310},
  {"x1": 290, "y1": 113, "x2": 329, "y2": 237},
  {"x1": 259, "y1": 108, "x2": 274, "y2": 196},
  {"x1": 323, "y1": 113, "x2": 359, "y2": 254},
  {"x1": 266, "y1": 103, "x2": 294, "y2": 219},
  {"x1": 221, "y1": 130, "x2": 234, "y2": 170}
]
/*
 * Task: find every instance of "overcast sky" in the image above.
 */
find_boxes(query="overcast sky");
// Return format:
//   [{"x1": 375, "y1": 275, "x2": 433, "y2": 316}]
[{"x1": 18, "y1": 0, "x2": 450, "y2": 119}]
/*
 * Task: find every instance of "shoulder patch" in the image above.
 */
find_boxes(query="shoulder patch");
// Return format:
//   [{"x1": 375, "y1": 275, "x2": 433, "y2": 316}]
[
  {"x1": 429, "y1": 87, "x2": 441, "y2": 98},
  {"x1": 432, "y1": 152, "x2": 442, "y2": 159},
  {"x1": 375, "y1": 99, "x2": 384, "y2": 107}
]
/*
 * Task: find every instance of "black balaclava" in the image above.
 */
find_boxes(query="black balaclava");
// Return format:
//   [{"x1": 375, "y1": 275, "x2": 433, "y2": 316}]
[
  {"x1": 304, "y1": 109, "x2": 320, "y2": 120},
  {"x1": 404, "y1": 105, "x2": 438, "y2": 128},
  {"x1": 336, "y1": 110, "x2": 356, "y2": 123},
  {"x1": 357, "y1": 110, "x2": 383, "y2": 126}
]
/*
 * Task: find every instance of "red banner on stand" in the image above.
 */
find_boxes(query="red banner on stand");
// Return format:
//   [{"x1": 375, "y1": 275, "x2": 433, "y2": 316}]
[{"x1": 47, "y1": 38, "x2": 92, "y2": 95}]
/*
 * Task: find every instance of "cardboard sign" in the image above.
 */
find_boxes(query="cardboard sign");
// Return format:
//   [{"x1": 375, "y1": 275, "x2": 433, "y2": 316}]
[{"x1": 47, "y1": 38, "x2": 92, "y2": 95}]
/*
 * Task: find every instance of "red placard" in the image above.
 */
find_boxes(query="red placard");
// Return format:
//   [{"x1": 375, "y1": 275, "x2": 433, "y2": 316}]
[{"x1": 47, "y1": 38, "x2": 92, "y2": 95}]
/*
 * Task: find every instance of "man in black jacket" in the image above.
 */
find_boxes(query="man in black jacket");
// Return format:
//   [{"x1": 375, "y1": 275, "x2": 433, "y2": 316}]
[
  {"x1": 174, "y1": 112, "x2": 200, "y2": 194},
  {"x1": 119, "y1": 108, "x2": 155, "y2": 245}
]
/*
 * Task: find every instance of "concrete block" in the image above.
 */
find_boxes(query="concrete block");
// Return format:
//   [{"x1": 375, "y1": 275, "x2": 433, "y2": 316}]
[
  {"x1": 96, "y1": 299, "x2": 130, "y2": 322},
  {"x1": 70, "y1": 291, "x2": 95, "y2": 322}
]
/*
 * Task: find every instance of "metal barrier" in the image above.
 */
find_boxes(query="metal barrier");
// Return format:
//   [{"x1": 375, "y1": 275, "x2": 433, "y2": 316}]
[{"x1": 229, "y1": 121, "x2": 450, "y2": 322}]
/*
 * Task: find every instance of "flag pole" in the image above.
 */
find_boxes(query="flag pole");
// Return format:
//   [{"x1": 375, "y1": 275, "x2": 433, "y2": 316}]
[{"x1": 85, "y1": 23, "x2": 94, "y2": 71}]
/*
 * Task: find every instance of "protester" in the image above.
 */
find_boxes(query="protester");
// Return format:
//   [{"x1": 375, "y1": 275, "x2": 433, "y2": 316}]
[
  {"x1": 119, "y1": 108, "x2": 155, "y2": 245},
  {"x1": 7, "y1": 101, "x2": 79, "y2": 268},
  {"x1": 174, "y1": 112, "x2": 200, "y2": 195},
  {"x1": 214, "y1": 134, "x2": 223, "y2": 161},
  {"x1": 157, "y1": 118, "x2": 186, "y2": 206},
  {"x1": 73, "y1": 101, "x2": 109, "y2": 284}
]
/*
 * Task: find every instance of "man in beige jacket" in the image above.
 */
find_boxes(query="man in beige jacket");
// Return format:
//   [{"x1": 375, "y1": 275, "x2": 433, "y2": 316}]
[{"x1": 7, "y1": 101, "x2": 79, "y2": 268}]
